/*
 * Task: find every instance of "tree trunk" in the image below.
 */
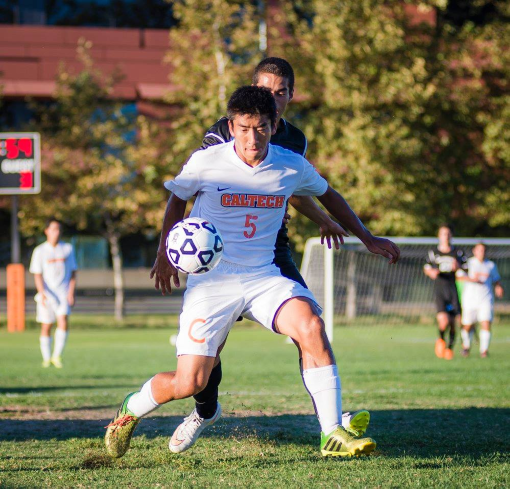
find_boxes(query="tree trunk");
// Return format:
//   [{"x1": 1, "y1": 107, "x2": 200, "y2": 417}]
[{"x1": 105, "y1": 217, "x2": 124, "y2": 321}]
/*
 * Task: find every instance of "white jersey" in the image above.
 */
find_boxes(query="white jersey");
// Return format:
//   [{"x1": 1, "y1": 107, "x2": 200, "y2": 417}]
[
  {"x1": 463, "y1": 257, "x2": 500, "y2": 304},
  {"x1": 29, "y1": 241, "x2": 78, "y2": 295},
  {"x1": 165, "y1": 140, "x2": 328, "y2": 267}
]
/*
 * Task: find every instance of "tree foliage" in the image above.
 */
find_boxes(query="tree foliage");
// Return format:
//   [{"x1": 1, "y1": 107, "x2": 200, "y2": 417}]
[
  {"x1": 163, "y1": 0, "x2": 261, "y2": 165},
  {"x1": 19, "y1": 40, "x2": 175, "y2": 318},
  {"x1": 274, "y1": 0, "x2": 509, "y2": 245}
]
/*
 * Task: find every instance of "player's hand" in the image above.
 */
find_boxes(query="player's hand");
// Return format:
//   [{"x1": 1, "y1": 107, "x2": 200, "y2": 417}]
[
  {"x1": 495, "y1": 284, "x2": 504, "y2": 298},
  {"x1": 41, "y1": 293, "x2": 47, "y2": 307},
  {"x1": 429, "y1": 269, "x2": 440, "y2": 279},
  {"x1": 282, "y1": 212, "x2": 291, "y2": 225},
  {"x1": 320, "y1": 219, "x2": 349, "y2": 249},
  {"x1": 67, "y1": 292, "x2": 75, "y2": 307},
  {"x1": 365, "y1": 236, "x2": 400, "y2": 264},
  {"x1": 150, "y1": 252, "x2": 180, "y2": 295}
]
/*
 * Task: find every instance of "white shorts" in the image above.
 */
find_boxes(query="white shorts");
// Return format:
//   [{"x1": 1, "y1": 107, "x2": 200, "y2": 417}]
[
  {"x1": 462, "y1": 299, "x2": 493, "y2": 325},
  {"x1": 35, "y1": 292, "x2": 71, "y2": 324},
  {"x1": 175, "y1": 261, "x2": 321, "y2": 357}
]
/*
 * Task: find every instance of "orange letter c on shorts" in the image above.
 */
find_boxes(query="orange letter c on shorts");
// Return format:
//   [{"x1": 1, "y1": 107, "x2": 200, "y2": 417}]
[{"x1": 188, "y1": 318, "x2": 207, "y2": 344}]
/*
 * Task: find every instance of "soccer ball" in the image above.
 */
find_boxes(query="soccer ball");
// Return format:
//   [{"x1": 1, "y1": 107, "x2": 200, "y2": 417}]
[{"x1": 166, "y1": 217, "x2": 224, "y2": 274}]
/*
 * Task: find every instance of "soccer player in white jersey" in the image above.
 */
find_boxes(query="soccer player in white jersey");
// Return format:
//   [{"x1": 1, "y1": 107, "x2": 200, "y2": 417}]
[
  {"x1": 29, "y1": 218, "x2": 77, "y2": 368},
  {"x1": 460, "y1": 243, "x2": 504, "y2": 358},
  {"x1": 105, "y1": 86, "x2": 400, "y2": 459}
]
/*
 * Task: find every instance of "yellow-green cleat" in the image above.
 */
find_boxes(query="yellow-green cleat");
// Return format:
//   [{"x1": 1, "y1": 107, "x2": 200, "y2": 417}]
[
  {"x1": 50, "y1": 356, "x2": 63, "y2": 368},
  {"x1": 321, "y1": 426, "x2": 376, "y2": 457},
  {"x1": 345, "y1": 410, "x2": 370, "y2": 437},
  {"x1": 105, "y1": 393, "x2": 140, "y2": 458}
]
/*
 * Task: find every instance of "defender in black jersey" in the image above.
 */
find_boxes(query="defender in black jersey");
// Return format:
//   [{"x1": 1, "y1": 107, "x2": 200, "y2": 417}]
[{"x1": 424, "y1": 225, "x2": 467, "y2": 359}]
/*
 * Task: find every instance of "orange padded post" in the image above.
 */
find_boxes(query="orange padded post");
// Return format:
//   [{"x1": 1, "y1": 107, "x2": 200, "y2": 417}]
[{"x1": 7, "y1": 264, "x2": 25, "y2": 332}]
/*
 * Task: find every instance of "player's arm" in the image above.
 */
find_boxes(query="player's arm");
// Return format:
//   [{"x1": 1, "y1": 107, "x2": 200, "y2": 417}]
[
  {"x1": 423, "y1": 265, "x2": 439, "y2": 280},
  {"x1": 150, "y1": 193, "x2": 188, "y2": 295},
  {"x1": 493, "y1": 264, "x2": 504, "y2": 298},
  {"x1": 494, "y1": 281, "x2": 504, "y2": 298},
  {"x1": 33, "y1": 273, "x2": 46, "y2": 306},
  {"x1": 288, "y1": 195, "x2": 348, "y2": 249},
  {"x1": 317, "y1": 186, "x2": 400, "y2": 263},
  {"x1": 67, "y1": 271, "x2": 77, "y2": 307},
  {"x1": 423, "y1": 250, "x2": 439, "y2": 279}
]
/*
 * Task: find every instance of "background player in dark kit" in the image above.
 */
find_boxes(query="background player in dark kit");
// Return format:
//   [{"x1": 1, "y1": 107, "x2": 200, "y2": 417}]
[{"x1": 424, "y1": 224, "x2": 467, "y2": 360}]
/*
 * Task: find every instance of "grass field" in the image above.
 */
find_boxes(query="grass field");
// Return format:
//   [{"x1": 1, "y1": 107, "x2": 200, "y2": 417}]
[{"x1": 1, "y1": 318, "x2": 509, "y2": 488}]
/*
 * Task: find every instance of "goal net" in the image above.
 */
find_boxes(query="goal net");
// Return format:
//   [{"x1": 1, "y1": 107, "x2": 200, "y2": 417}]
[{"x1": 300, "y1": 237, "x2": 510, "y2": 338}]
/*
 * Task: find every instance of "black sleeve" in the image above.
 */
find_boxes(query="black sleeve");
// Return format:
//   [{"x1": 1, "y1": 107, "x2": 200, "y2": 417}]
[
  {"x1": 199, "y1": 117, "x2": 232, "y2": 150},
  {"x1": 424, "y1": 249, "x2": 437, "y2": 269}
]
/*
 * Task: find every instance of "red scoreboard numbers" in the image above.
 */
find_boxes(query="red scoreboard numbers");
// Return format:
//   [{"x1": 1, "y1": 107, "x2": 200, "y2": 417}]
[{"x1": 0, "y1": 133, "x2": 41, "y2": 195}]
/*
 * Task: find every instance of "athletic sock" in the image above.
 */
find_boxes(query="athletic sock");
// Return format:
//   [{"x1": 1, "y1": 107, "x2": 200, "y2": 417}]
[
  {"x1": 40, "y1": 336, "x2": 51, "y2": 362},
  {"x1": 127, "y1": 377, "x2": 160, "y2": 418},
  {"x1": 438, "y1": 329, "x2": 445, "y2": 340},
  {"x1": 302, "y1": 364, "x2": 342, "y2": 435},
  {"x1": 461, "y1": 329, "x2": 471, "y2": 349},
  {"x1": 480, "y1": 330, "x2": 491, "y2": 353},
  {"x1": 448, "y1": 325, "x2": 455, "y2": 349},
  {"x1": 52, "y1": 329, "x2": 68, "y2": 358},
  {"x1": 194, "y1": 361, "x2": 222, "y2": 419}
]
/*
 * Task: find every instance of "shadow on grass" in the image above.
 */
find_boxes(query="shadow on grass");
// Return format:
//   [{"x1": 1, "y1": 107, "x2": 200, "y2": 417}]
[
  {"x1": 0, "y1": 385, "x2": 137, "y2": 394},
  {"x1": 1, "y1": 408, "x2": 509, "y2": 459}
]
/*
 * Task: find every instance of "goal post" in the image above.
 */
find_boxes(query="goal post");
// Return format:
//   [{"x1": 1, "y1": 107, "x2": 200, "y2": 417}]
[{"x1": 300, "y1": 237, "x2": 510, "y2": 340}]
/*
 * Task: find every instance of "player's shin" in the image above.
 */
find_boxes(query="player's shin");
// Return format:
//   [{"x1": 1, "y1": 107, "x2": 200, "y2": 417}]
[
  {"x1": 302, "y1": 364, "x2": 342, "y2": 435},
  {"x1": 193, "y1": 361, "x2": 222, "y2": 419},
  {"x1": 52, "y1": 328, "x2": 68, "y2": 359},
  {"x1": 448, "y1": 324, "x2": 456, "y2": 349},
  {"x1": 127, "y1": 377, "x2": 160, "y2": 417},
  {"x1": 461, "y1": 328, "x2": 472, "y2": 349},
  {"x1": 480, "y1": 329, "x2": 491, "y2": 354},
  {"x1": 40, "y1": 335, "x2": 51, "y2": 363}
]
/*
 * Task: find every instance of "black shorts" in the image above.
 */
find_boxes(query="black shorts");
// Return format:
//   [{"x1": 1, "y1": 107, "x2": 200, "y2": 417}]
[
  {"x1": 434, "y1": 280, "x2": 460, "y2": 316},
  {"x1": 273, "y1": 250, "x2": 307, "y2": 288}
]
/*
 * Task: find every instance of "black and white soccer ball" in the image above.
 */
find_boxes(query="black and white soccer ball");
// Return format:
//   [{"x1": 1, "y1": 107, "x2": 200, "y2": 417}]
[{"x1": 166, "y1": 217, "x2": 224, "y2": 275}]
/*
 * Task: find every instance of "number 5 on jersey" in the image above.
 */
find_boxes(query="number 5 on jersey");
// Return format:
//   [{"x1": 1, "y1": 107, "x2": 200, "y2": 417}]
[{"x1": 244, "y1": 214, "x2": 258, "y2": 239}]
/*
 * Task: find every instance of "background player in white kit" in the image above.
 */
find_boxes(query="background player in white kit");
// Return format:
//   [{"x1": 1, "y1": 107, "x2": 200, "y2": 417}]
[
  {"x1": 460, "y1": 243, "x2": 504, "y2": 358},
  {"x1": 29, "y1": 219, "x2": 77, "y2": 368},
  {"x1": 105, "y1": 86, "x2": 400, "y2": 459}
]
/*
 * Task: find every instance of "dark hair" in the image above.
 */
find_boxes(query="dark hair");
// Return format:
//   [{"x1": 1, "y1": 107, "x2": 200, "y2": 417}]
[
  {"x1": 227, "y1": 86, "x2": 277, "y2": 126},
  {"x1": 252, "y1": 57, "x2": 295, "y2": 94},
  {"x1": 439, "y1": 223, "x2": 454, "y2": 233},
  {"x1": 45, "y1": 217, "x2": 61, "y2": 230}
]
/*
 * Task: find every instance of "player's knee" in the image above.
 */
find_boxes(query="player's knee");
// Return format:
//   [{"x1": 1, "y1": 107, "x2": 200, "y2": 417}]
[
  {"x1": 175, "y1": 375, "x2": 209, "y2": 398},
  {"x1": 297, "y1": 315, "x2": 325, "y2": 343}
]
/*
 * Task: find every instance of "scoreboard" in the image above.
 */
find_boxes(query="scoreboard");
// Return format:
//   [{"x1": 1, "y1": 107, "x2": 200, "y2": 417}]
[{"x1": 0, "y1": 133, "x2": 41, "y2": 195}]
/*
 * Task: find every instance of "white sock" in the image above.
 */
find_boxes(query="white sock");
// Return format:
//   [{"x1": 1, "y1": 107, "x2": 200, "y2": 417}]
[
  {"x1": 461, "y1": 329, "x2": 471, "y2": 349},
  {"x1": 52, "y1": 329, "x2": 68, "y2": 358},
  {"x1": 40, "y1": 336, "x2": 51, "y2": 362},
  {"x1": 127, "y1": 377, "x2": 160, "y2": 417},
  {"x1": 302, "y1": 365, "x2": 342, "y2": 435},
  {"x1": 480, "y1": 330, "x2": 491, "y2": 353}
]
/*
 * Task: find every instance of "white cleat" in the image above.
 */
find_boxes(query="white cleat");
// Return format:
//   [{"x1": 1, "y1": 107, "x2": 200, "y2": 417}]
[
  {"x1": 342, "y1": 410, "x2": 370, "y2": 437},
  {"x1": 169, "y1": 403, "x2": 222, "y2": 453}
]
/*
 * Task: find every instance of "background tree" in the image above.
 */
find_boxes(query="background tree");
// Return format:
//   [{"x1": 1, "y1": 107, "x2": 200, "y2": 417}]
[
  {"x1": 19, "y1": 40, "x2": 174, "y2": 319},
  {"x1": 163, "y1": 0, "x2": 261, "y2": 166},
  {"x1": 275, "y1": 0, "x2": 509, "y2": 248}
]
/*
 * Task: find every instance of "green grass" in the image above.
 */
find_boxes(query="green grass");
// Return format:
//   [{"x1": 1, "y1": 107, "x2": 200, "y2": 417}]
[{"x1": 1, "y1": 321, "x2": 509, "y2": 487}]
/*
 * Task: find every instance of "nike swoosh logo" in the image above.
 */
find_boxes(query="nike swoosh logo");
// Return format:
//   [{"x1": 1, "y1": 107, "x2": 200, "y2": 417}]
[{"x1": 217, "y1": 186, "x2": 231, "y2": 191}]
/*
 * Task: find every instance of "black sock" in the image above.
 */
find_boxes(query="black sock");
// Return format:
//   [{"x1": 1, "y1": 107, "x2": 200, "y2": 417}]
[
  {"x1": 439, "y1": 329, "x2": 445, "y2": 340},
  {"x1": 448, "y1": 325, "x2": 456, "y2": 349},
  {"x1": 194, "y1": 361, "x2": 222, "y2": 419}
]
